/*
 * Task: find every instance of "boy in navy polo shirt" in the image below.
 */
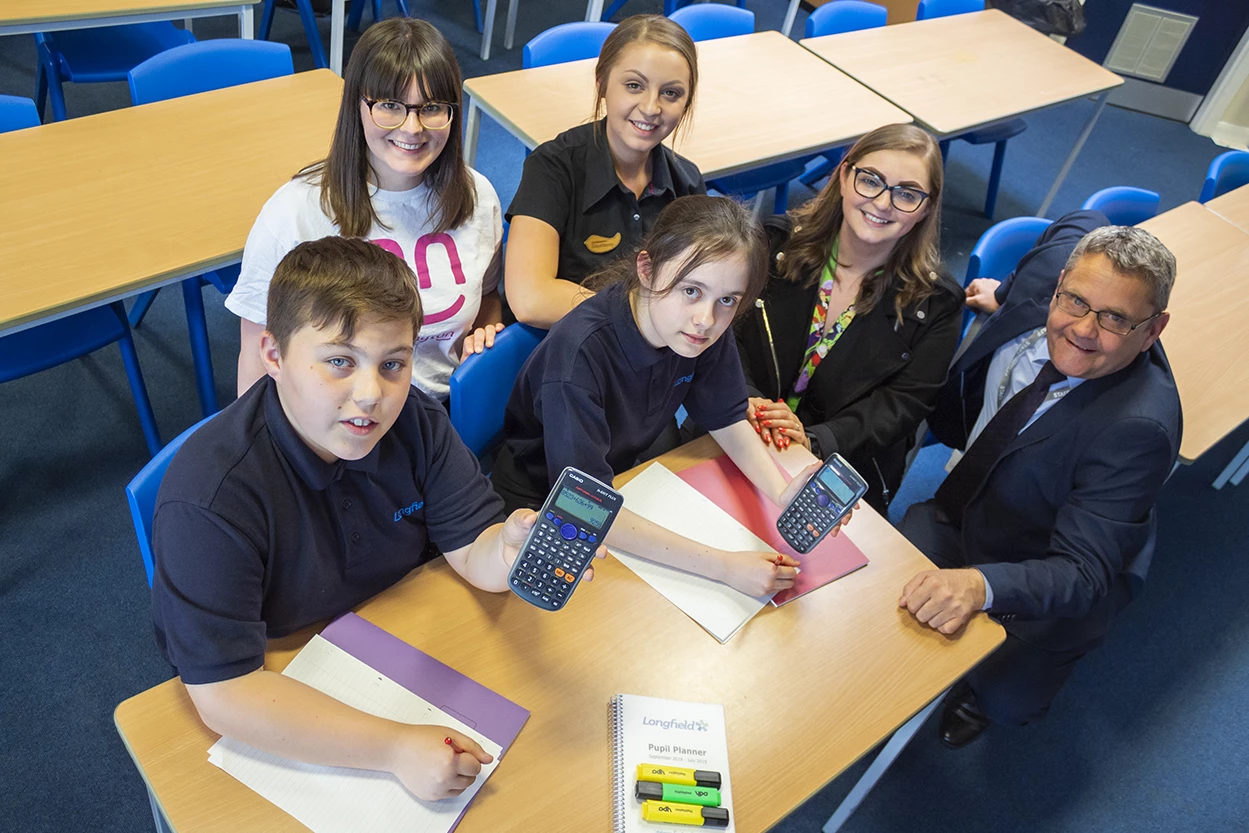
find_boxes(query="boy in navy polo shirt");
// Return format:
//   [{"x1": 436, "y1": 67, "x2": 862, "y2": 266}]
[{"x1": 150, "y1": 237, "x2": 596, "y2": 801}]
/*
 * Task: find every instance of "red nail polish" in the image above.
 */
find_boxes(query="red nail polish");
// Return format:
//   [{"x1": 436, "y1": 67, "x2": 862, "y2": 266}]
[{"x1": 763, "y1": 420, "x2": 772, "y2": 426}]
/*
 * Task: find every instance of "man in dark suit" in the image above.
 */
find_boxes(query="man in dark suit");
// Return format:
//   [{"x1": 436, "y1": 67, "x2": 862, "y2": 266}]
[{"x1": 897, "y1": 211, "x2": 1182, "y2": 746}]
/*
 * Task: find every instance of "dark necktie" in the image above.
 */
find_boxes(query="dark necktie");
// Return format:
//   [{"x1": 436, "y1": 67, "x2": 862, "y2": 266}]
[{"x1": 934, "y1": 359, "x2": 1066, "y2": 527}]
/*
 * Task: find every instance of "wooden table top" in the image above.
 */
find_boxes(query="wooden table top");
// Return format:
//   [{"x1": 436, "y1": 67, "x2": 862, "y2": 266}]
[
  {"x1": 462, "y1": 30, "x2": 912, "y2": 179},
  {"x1": 0, "y1": 0, "x2": 254, "y2": 28},
  {"x1": 801, "y1": 9, "x2": 1122, "y2": 136},
  {"x1": 0, "y1": 70, "x2": 341, "y2": 334},
  {"x1": 1138, "y1": 201, "x2": 1249, "y2": 462},
  {"x1": 115, "y1": 436, "x2": 1003, "y2": 833},
  {"x1": 1205, "y1": 185, "x2": 1249, "y2": 235}
]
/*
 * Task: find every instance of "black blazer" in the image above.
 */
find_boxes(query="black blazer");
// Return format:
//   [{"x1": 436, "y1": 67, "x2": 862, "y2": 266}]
[
  {"x1": 736, "y1": 216, "x2": 964, "y2": 509},
  {"x1": 928, "y1": 211, "x2": 1182, "y2": 652}
]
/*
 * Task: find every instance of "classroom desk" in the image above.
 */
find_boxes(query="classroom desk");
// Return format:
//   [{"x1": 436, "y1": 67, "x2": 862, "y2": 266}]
[
  {"x1": 114, "y1": 435, "x2": 1003, "y2": 833},
  {"x1": 0, "y1": 69, "x2": 341, "y2": 338},
  {"x1": 0, "y1": 0, "x2": 257, "y2": 39},
  {"x1": 461, "y1": 30, "x2": 911, "y2": 181},
  {"x1": 1205, "y1": 185, "x2": 1249, "y2": 235},
  {"x1": 1136, "y1": 201, "x2": 1249, "y2": 485},
  {"x1": 801, "y1": 9, "x2": 1123, "y2": 216}
]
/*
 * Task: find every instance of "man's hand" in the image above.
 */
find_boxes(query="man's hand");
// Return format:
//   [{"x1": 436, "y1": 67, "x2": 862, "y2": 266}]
[
  {"x1": 499, "y1": 509, "x2": 606, "y2": 582},
  {"x1": 461, "y1": 323, "x2": 505, "y2": 356},
  {"x1": 964, "y1": 278, "x2": 1002, "y2": 316},
  {"x1": 714, "y1": 550, "x2": 800, "y2": 596},
  {"x1": 389, "y1": 725, "x2": 493, "y2": 801},
  {"x1": 899, "y1": 568, "x2": 987, "y2": 635}
]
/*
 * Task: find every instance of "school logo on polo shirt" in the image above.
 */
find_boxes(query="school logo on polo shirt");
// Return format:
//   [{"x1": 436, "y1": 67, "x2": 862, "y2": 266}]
[
  {"x1": 394, "y1": 500, "x2": 425, "y2": 522},
  {"x1": 674, "y1": 373, "x2": 694, "y2": 388}
]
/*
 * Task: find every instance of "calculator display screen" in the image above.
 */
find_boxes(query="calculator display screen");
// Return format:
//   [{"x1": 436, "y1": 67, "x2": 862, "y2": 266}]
[
  {"x1": 817, "y1": 467, "x2": 857, "y2": 507},
  {"x1": 554, "y1": 488, "x2": 610, "y2": 529}
]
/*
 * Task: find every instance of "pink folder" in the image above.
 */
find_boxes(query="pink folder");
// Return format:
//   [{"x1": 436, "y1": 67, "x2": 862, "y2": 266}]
[{"x1": 675, "y1": 456, "x2": 868, "y2": 605}]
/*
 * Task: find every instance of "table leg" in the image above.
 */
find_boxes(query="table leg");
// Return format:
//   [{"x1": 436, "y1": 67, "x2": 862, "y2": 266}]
[
  {"x1": 504, "y1": 0, "x2": 519, "y2": 50},
  {"x1": 1037, "y1": 90, "x2": 1108, "y2": 217},
  {"x1": 1213, "y1": 440, "x2": 1249, "y2": 489},
  {"x1": 330, "y1": 0, "x2": 345, "y2": 75},
  {"x1": 781, "y1": 0, "x2": 800, "y2": 38},
  {"x1": 480, "y1": 0, "x2": 498, "y2": 61},
  {"x1": 464, "y1": 99, "x2": 482, "y2": 168},
  {"x1": 822, "y1": 688, "x2": 948, "y2": 833},
  {"x1": 585, "y1": 0, "x2": 605, "y2": 22},
  {"x1": 147, "y1": 787, "x2": 174, "y2": 833},
  {"x1": 239, "y1": 4, "x2": 254, "y2": 39}
]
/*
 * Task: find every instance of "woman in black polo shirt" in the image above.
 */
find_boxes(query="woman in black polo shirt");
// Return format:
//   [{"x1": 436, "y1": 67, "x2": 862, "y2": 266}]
[
  {"x1": 493, "y1": 196, "x2": 850, "y2": 598},
  {"x1": 504, "y1": 15, "x2": 705, "y2": 329},
  {"x1": 736, "y1": 124, "x2": 964, "y2": 512}
]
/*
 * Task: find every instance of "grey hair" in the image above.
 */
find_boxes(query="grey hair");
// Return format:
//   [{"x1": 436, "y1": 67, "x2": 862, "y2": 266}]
[{"x1": 1064, "y1": 225, "x2": 1176, "y2": 311}]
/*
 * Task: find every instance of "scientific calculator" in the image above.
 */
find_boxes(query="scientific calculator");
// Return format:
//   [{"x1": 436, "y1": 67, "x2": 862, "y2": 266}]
[
  {"x1": 507, "y1": 467, "x2": 623, "y2": 611},
  {"x1": 776, "y1": 453, "x2": 868, "y2": 554}
]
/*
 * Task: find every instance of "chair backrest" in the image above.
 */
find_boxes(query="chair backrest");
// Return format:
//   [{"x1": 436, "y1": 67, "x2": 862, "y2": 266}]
[
  {"x1": 965, "y1": 216, "x2": 1053, "y2": 285},
  {"x1": 916, "y1": 0, "x2": 984, "y2": 20},
  {"x1": 0, "y1": 95, "x2": 41, "y2": 132},
  {"x1": 449, "y1": 324, "x2": 546, "y2": 457},
  {"x1": 1080, "y1": 186, "x2": 1161, "y2": 227},
  {"x1": 670, "y1": 4, "x2": 754, "y2": 41},
  {"x1": 806, "y1": 1, "x2": 888, "y2": 37},
  {"x1": 125, "y1": 415, "x2": 216, "y2": 586},
  {"x1": 523, "y1": 22, "x2": 617, "y2": 69},
  {"x1": 128, "y1": 39, "x2": 294, "y2": 105},
  {"x1": 1200, "y1": 150, "x2": 1249, "y2": 203}
]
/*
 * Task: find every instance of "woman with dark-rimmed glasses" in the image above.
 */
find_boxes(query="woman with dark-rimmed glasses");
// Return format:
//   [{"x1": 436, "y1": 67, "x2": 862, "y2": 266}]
[
  {"x1": 228, "y1": 17, "x2": 505, "y2": 402},
  {"x1": 735, "y1": 123, "x2": 964, "y2": 511}
]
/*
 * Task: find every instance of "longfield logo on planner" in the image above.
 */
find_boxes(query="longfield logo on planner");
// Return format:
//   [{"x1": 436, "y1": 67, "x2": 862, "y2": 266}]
[{"x1": 642, "y1": 716, "x2": 709, "y2": 732}]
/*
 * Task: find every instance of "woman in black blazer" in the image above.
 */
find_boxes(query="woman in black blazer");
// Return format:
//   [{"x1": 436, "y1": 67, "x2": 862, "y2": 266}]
[{"x1": 736, "y1": 124, "x2": 963, "y2": 511}]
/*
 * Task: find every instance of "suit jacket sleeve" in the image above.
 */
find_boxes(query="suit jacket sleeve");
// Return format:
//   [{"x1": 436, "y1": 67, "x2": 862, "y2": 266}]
[{"x1": 977, "y1": 416, "x2": 1174, "y2": 620}]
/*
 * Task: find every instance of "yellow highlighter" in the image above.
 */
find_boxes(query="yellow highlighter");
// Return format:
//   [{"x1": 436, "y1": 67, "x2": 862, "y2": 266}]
[
  {"x1": 636, "y1": 763, "x2": 722, "y2": 789},
  {"x1": 641, "y1": 800, "x2": 730, "y2": 827}
]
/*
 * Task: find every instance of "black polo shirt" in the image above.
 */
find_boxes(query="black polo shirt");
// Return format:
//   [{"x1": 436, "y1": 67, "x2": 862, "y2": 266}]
[
  {"x1": 491, "y1": 282, "x2": 748, "y2": 509},
  {"x1": 150, "y1": 377, "x2": 505, "y2": 685},
  {"x1": 505, "y1": 120, "x2": 706, "y2": 286}
]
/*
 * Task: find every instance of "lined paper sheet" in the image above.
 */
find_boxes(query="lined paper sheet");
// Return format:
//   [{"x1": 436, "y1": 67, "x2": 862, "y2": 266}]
[
  {"x1": 610, "y1": 463, "x2": 773, "y2": 643},
  {"x1": 208, "y1": 636, "x2": 502, "y2": 833}
]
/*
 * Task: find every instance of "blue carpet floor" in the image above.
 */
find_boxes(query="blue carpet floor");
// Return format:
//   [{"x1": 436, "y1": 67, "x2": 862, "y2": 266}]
[{"x1": 1, "y1": 3, "x2": 1245, "y2": 831}]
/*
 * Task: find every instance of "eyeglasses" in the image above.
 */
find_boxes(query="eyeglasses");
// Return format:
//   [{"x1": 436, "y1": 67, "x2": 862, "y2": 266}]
[
  {"x1": 850, "y1": 166, "x2": 930, "y2": 213},
  {"x1": 1053, "y1": 290, "x2": 1161, "y2": 336},
  {"x1": 362, "y1": 97, "x2": 456, "y2": 131}
]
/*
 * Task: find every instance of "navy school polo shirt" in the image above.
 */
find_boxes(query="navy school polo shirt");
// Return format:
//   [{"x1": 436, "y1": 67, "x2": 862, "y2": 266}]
[
  {"x1": 150, "y1": 376, "x2": 505, "y2": 685},
  {"x1": 491, "y1": 281, "x2": 748, "y2": 508},
  {"x1": 505, "y1": 120, "x2": 706, "y2": 287}
]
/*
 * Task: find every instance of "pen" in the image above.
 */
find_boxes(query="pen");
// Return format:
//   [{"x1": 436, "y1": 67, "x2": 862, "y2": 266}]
[{"x1": 445, "y1": 737, "x2": 463, "y2": 754}]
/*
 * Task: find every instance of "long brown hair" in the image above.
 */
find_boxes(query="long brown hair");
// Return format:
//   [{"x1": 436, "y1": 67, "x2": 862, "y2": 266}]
[
  {"x1": 780, "y1": 123, "x2": 944, "y2": 320},
  {"x1": 592, "y1": 14, "x2": 698, "y2": 142},
  {"x1": 586, "y1": 195, "x2": 767, "y2": 319},
  {"x1": 300, "y1": 18, "x2": 475, "y2": 237}
]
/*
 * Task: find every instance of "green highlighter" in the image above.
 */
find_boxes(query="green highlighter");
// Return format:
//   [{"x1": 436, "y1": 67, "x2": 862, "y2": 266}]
[{"x1": 636, "y1": 780, "x2": 722, "y2": 807}]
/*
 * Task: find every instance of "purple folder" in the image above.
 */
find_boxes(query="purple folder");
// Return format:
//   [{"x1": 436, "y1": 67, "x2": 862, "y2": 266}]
[{"x1": 319, "y1": 613, "x2": 530, "y2": 829}]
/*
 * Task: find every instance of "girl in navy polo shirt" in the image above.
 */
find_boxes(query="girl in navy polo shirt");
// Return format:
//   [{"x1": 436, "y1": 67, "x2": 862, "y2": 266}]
[
  {"x1": 492, "y1": 196, "x2": 843, "y2": 597},
  {"x1": 504, "y1": 15, "x2": 706, "y2": 329}
]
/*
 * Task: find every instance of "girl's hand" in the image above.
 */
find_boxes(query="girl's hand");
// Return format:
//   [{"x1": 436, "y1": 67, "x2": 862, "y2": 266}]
[
  {"x1": 389, "y1": 725, "x2": 492, "y2": 801},
  {"x1": 749, "y1": 398, "x2": 806, "y2": 451},
  {"x1": 715, "y1": 551, "x2": 800, "y2": 596},
  {"x1": 461, "y1": 323, "x2": 505, "y2": 356}
]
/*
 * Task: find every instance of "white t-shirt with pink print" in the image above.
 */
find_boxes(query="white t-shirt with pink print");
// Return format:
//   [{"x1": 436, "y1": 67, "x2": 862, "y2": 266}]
[{"x1": 226, "y1": 169, "x2": 502, "y2": 400}]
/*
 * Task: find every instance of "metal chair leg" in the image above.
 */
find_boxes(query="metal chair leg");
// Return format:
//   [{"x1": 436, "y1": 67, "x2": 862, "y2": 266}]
[
  {"x1": 112, "y1": 303, "x2": 163, "y2": 456},
  {"x1": 984, "y1": 139, "x2": 1008, "y2": 219},
  {"x1": 295, "y1": 0, "x2": 329, "y2": 68},
  {"x1": 128, "y1": 289, "x2": 160, "y2": 328},
  {"x1": 181, "y1": 279, "x2": 219, "y2": 418}
]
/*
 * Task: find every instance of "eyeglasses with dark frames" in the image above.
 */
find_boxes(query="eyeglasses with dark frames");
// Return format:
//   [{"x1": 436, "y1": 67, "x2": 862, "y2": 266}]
[
  {"x1": 362, "y1": 97, "x2": 456, "y2": 131},
  {"x1": 1053, "y1": 289, "x2": 1162, "y2": 336},
  {"x1": 850, "y1": 166, "x2": 930, "y2": 214}
]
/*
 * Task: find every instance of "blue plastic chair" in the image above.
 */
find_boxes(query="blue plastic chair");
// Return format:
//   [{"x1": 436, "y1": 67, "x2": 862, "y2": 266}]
[
  {"x1": 523, "y1": 21, "x2": 616, "y2": 68},
  {"x1": 805, "y1": 0, "x2": 888, "y2": 36},
  {"x1": 127, "y1": 39, "x2": 295, "y2": 417},
  {"x1": 125, "y1": 415, "x2": 216, "y2": 586},
  {"x1": 34, "y1": 23, "x2": 195, "y2": 122},
  {"x1": 1080, "y1": 186, "x2": 1160, "y2": 226},
  {"x1": 449, "y1": 324, "x2": 546, "y2": 457},
  {"x1": 0, "y1": 97, "x2": 162, "y2": 456},
  {"x1": 1199, "y1": 151, "x2": 1249, "y2": 203},
  {"x1": 965, "y1": 216, "x2": 1053, "y2": 286},
  {"x1": 670, "y1": 3, "x2": 754, "y2": 40},
  {"x1": 258, "y1": 0, "x2": 328, "y2": 69},
  {"x1": 916, "y1": 0, "x2": 985, "y2": 18}
]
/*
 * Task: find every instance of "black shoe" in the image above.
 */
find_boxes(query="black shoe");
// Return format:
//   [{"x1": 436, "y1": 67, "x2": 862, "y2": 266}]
[{"x1": 940, "y1": 685, "x2": 990, "y2": 748}]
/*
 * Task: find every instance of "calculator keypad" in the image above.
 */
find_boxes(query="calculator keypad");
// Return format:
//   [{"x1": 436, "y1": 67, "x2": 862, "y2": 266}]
[
  {"x1": 509, "y1": 512, "x2": 598, "y2": 610},
  {"x1": 777, "y1": 486, "x2": 841, "y2": 554}
]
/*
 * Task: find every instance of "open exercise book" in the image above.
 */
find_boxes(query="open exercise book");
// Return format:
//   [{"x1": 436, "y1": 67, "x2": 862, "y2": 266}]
[
  {"x1": 207, "y1": 613, "x2": 529, "y2": 833},
  {"x1": 611, "y1": 461, "x2": 867, "y2": 642}
]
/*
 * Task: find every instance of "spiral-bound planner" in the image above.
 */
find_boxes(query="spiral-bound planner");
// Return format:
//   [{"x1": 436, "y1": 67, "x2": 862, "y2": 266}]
[{"x1": 609, "y1": 694, "x2": 735, "y2": 833}]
